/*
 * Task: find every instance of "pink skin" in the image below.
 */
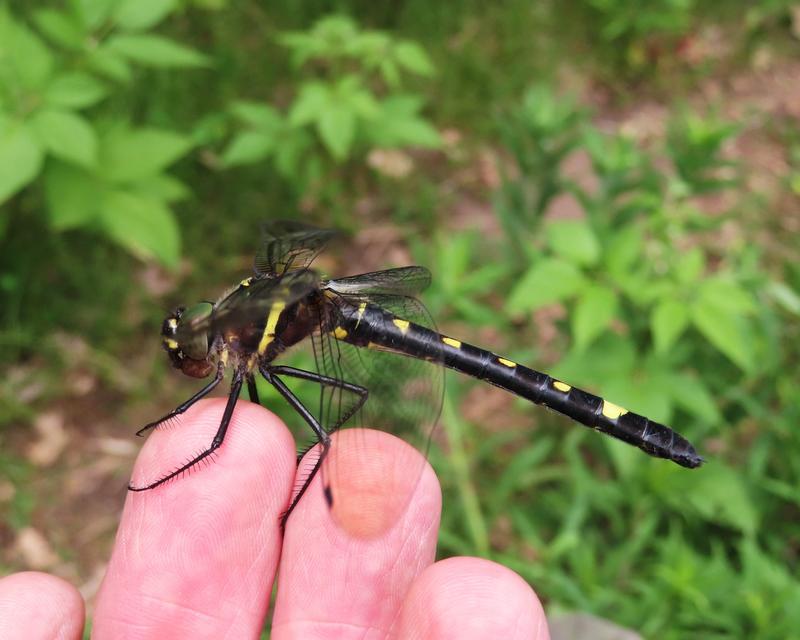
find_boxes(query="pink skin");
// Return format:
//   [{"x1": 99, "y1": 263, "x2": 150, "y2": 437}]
[{"x1": 1, "y1": 399, "x2": 549, "y2": 639}]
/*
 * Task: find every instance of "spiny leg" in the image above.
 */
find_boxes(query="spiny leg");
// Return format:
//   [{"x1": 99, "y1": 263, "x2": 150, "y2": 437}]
[
  {"x1": 136, "y1": 363, "x2": 225, "y2": 437},
  {"x1": 268, "y1": 365, "x2": 368, "y2": 433},
  {"x1": 128, "y1": 369, "x2": 244, "y2": 491},
  {"x1": 260, "y1": 367, "x2": 332, "y2": 528},
  {"x1": 246, "y1": 375, "x2": 260, "y2": 405}
]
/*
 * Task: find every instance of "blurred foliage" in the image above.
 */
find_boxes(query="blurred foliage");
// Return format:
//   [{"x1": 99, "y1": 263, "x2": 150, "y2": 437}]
[
  {"x1": 1, "y1": 1, "x2": 800, "y2": 638},
  {"x1": 565, "y1": 0, "x2": 698, "y2": 79},
  {"x1": 0, "y1": 0, "x2": 204, "y2": 266},
  {"x1": 221, "y1": 14, "x2": 440, "y2": 214}
]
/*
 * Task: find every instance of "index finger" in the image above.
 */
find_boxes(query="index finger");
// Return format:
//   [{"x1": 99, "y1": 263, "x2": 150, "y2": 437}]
[{"x1": 93, "y1": 398, "x2": 296, "y2": 638}]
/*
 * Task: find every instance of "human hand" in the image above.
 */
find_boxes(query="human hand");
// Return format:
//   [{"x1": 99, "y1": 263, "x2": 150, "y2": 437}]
[{"x1": 0, "y1": 399, "x2": 549, "y2": 639}]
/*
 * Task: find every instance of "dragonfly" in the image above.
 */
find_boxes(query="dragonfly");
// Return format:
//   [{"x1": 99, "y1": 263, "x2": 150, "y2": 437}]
[{"x1": 132, "y1": 221, "x2": 703, "y2": 529}]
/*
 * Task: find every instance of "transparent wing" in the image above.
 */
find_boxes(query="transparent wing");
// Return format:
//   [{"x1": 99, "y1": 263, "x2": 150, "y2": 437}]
[
  {"x1": 325, "y1": 266, "x2": 432, "y2": 297},
  {"x1": 309, "y1": 292, "x2": 445, "y2": 536},
  {"x1": 254, "y1": 220, "x2": 339, "y2": 276}
]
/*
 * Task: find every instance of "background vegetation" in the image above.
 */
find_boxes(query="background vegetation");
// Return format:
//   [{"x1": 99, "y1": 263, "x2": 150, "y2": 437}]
[{"x1": 1, "y1": 1, "x2": 799, "y2": 638}]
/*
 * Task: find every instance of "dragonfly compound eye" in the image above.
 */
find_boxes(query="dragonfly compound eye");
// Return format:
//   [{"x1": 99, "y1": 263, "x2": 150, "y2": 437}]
[{"x1": 178, "y1": 303, "x2": 213, "y2": 360}]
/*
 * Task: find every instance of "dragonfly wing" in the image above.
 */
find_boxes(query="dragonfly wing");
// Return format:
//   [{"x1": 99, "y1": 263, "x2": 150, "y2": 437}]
[
  {"x1": 325, "y1": 266, "x2": 432, "y2": 297},
  {"x1": 309, "y1": 291, "x2": 445, "y2": 536},
  {"x1": 254, "y1": 220, "x2": 339, "y2": 276}
]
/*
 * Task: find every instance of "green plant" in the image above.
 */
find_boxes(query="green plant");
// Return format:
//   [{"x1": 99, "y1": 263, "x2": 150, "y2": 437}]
[
  {"x1": 483, "y1": 87, "x2": 800, "y2": 636},
  {"x1": 221, "y1": 15, "x2": 440, "y2": 207},
  {"x1": 495, "y1": 85, "x2": 586, "y2": 264},
  {"x1": 0, "y1": 0, "x2": 209, "y2": 266},
  {"x1": 571, "y1": 0, "x2": 695, "y2": 76},
  {"x1": 500, "y1": 93, "x2": 756, "y2": 424}
]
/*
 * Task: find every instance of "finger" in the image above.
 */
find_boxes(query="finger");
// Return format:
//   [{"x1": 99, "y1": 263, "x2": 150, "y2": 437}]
[
  {"x1": 395, "y1": 557, "x2": 549, "y2": 640},
  {"x1": 93, "y1": 398, "x2": 296, "y2": 639},
  {"x1": 272, "y1": 429, "x2": 441, "y2": 640},
  {"x1": 0, "y1": 571, "x2": 84, "y2": 640}
]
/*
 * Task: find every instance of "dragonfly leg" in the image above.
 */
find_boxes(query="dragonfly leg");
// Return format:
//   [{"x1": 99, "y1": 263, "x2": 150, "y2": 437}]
[
  {"x1": 268, "y1": 365, "x2": 368, "y2": 431},
  {"x1": 260, "y1": 366, "x2": 333, "y2": 529},
  {"x1": 246, "y1": 375, "x2": 260, "y2": 405},
  {"x1": 128, "y1": 369, "x2": 244, "y2": 491},
  {"x1": 136, "y1": 363, "x2": 225, "y2": 437}
]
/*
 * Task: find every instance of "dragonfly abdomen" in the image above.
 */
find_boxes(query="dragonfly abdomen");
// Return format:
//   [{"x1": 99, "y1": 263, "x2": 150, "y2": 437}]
[
  {"x1": 441, "y1": 339, "x2": 703, "y2": 469},
  {"x1": 332, "y1": 303, "x2": 702, "y2": 470}
]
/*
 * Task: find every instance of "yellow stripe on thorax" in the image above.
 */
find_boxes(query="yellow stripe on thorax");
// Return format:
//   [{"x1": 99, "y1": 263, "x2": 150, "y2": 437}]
[
  {"x1": 355, "y1": 302, "x2": 367, "y2": 328},
  {"x1": 257, "y1": 301, "x2": 286, "y2": 355}
]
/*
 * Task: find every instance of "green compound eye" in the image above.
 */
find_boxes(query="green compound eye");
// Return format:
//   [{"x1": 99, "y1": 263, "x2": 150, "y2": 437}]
[{"x1": 179, "y1": 302, "x2": 213, "y2": 359}]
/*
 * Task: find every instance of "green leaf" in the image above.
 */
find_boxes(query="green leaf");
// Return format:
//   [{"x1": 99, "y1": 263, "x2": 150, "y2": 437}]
[
  {"x1": 696, "y1": 276, "x2": 756, "y2": 315},
  {"x1": 33, "y1": 9, "x2": 85, "y2": 49},
  {"x1": 288, "y1": 82, "x2": 329, "y2": 126},
  {"x1": 546, "y1": 219, "x2": 601, "y2": 266},
  {"x1": 220, "y1": 131, "x2": 274, "y2": 167},
  {"x1": 362, "y1": 95, "x2": 440, "y2": 148},
  {"x1": 3, "y1": 14, "x2": 54, "y2": 89},
  {"x1": 651, "y1": 298, "x2": 690, "y2": 353},
  {"x1": 690, "y1": 295, "x2": 755, "y2": 371},
  {"x1": 339, "y1": 77, "x2": 380, "y2": 119},
  {"x1": 114, "y1": 0, "x2": 176, "y2": 30},
  {"x1": 72, "y1": 0, "x2": 118, "y2": 30},
  {"x1": 99, "y1": 191, "x2": 181, "y2": 266},
  {"x1": 601, "y1": 367, "x2": 673, "y2": 424},
  {"x1": 393, "y1": 41, "x2": 435, "y2": 76},
  {"x1": 44, "y1": 72, "x2": 107, "y2": 109},
  {"x1": 604, "y1": 225, "x2": 643, "y2": 277},
  {"x1": 100, "y1": 127, "x2": 192, "y2": 182},
  {"x1": 107, "y1": 34, "x2": 210, "y2": 68},
  {"x1": 571, "y1": 285, "x2": 618, "y2": 351},
  {"x1": 767, "y1": 281, "x2": 800, "y2": 315},
  {"x1": 506, "y1": 258, "x2": 586, "y2": 314},
  {"x1": 675, "y1": 247, "x2": 705, "y2": 284},
  {"x1": 664, "y1": 373, "x2": 721, "y2": 423},
  {"x1": 130, "y1": 174, "x2": 190, "y2": 203},
  {"x1": 229, "y1": 101, "x2": 283, "y2": 130},
  {"x1": 32, "y1": 109, "x2": 97, "y2": 167},
  {"x1": 273, "y1": 128, "x2": 313, "y2": 178},
  {"x1": 685, "y1": 463, "x2": 758, "y2": 535},
  {"x1": 317, "y1": 105, "x2": 355, "y2": 161},
  {"x1": 43, "y1": 161, "x2": 102, "y2": 228},
  {"x1": 551, "y1": 334, "x2": 635, "y2": 384},
  {"x1": 88, "y1": 46, "x2": 133, "y2": 83},
  {"x1": 0, "y1": 123, "x2": 44, "y2": 204}
]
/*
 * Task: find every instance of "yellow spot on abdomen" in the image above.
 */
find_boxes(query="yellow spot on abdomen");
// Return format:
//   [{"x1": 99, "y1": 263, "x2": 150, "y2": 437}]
[
  {"x1": 497, "y1": 357, "x2": 517, "y2": 368},
  {"x1": 393, "y1": 318, "x2": 410, "y2": 334},
  {"x1": 240, "y1": 277, "x2": 252, "y2": 287},
  {"x1": 442, "y1": 336, "x2": 461, "y2": 348},
  {"x1": 332, "y1": 326, "x2": 348, "y2": 339},
  {"x1": 257, "y1": 301, "x2": 286, "y2": 355},
  {"x1": 602, "y1": 401, "x2": 628, "y2": 420},
  {"x1": 165, "y1": 338, "x2": 178, "y2": 350},
  {"x1": 553, "y1": 380, "x2": 572, "y2": 393}
]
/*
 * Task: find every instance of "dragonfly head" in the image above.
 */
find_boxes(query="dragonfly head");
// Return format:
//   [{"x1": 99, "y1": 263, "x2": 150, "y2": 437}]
[{"x1": 161, "y1": 303, "x2": 215, "y2": 378}]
